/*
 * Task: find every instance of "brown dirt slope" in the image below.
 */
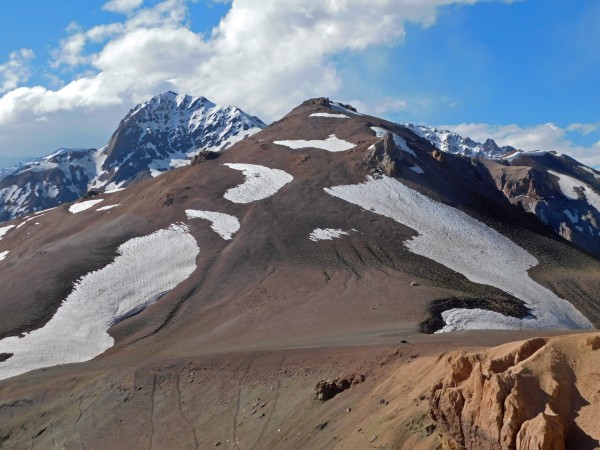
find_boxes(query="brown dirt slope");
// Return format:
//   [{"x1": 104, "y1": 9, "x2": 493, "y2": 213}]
[{"x1": 0, "y1": 99, "x2": 600, "y2": 449}]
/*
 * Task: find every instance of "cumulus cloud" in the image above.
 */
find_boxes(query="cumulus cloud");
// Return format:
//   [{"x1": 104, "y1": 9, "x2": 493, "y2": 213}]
[
  {"x1": 0, "y1": 0, "x2": 518, "y2": 157},
  {"x1": 443, "y1": 122, "x2": 600, "y2": 168},
  {"x1": 0, "y1": 49, "x2": 35, "y2": 94},
  {"x1": 566, "y1": 122, "x2": 600, "y2": 136},
  {"x1": 103, "y1": 0, "x2": 144, "y2": 14}
]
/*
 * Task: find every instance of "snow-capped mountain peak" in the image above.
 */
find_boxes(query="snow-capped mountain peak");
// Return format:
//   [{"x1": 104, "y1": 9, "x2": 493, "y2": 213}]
[
  {"x1": 99, "y1": 91, "x2": 266, "y2": 184},
  {"x1": 0, "y1": 92, "x2": 266, "y2": 222},
  {"x1": 405, "y1": 124, "x2": 519, "y2": 159}
]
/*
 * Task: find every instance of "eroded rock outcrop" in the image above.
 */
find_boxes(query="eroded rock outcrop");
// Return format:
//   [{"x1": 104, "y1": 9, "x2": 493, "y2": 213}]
[
  {"x1": 430, "y1": 334, "x2": 600, "y2": 450},
  {"x1": 366, "y1": 132, "x2": 415, "y2": 177},
  {"x1": 315, "y1": 374, "x2": 365, "y2": 401}
]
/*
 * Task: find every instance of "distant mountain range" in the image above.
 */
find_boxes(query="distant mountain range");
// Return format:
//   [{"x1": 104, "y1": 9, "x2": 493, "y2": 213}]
[
  {"x1": 405, "y1": 124, "x2": 520, "y2": 159},
  {"x1": 0, "y1": 91, "x2": 265, "y2": 222},
  {"x1": 2, "y1": 94, "x2": 600, "y2": 259}
]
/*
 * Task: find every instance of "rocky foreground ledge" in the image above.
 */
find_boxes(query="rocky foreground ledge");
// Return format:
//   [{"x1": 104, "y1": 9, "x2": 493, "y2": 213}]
[{"x1": 430, "y1": 333, "x2": 600, "y2": 450}]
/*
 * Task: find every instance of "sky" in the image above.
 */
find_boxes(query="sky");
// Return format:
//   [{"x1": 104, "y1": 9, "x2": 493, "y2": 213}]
[{"x1": 0, "y1": 0, "x2": 599, "y2": 167}]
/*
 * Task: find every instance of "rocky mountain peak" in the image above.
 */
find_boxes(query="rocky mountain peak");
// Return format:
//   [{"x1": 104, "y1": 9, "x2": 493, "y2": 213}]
[
  {"x1": 404, "y1": 124, "x2": 518, "y2": 159},
  {"x1": 0, "y1": 92, "x2": 266, "y2": 222}
]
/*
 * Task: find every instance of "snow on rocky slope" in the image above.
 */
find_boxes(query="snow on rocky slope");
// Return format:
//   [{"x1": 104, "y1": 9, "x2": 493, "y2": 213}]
[
  {"x1": 0, "y1": 148, "x2": 101, "y2": 222},
  {"x1": 0, "y1": 224, "x2": 199, "y2": 380},
  {"x1": 0, "y1": 92, "x2": 266, "y2": 223},
  {"x1": 325, "y1": 175, "x2": 593, "y2": 332},
  {"x1": 485, "y1": 152, "x2": 600, "y2": 257},
  {"x1": 401, "y1": 123, "x2": 600, "y2": 257}
]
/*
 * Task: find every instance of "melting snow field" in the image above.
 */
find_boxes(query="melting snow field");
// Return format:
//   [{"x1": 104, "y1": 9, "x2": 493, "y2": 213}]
[
  {"x1": 325, "y1": 175, "x2": 593, "y2": 332},
  {"x1": 69, "y1": 199, "x2": 104, "y2": 214},
  {"x1": 549, "y1": 170, "x2": 600, "y2": 214},
  {"x1": 0, "y1": 224, "x2": 15, "y2": 240},
  {"x1": 223, "y1": 163, "x2": 293, "y2": 204},
  {"x1": 0, "y1": 224, "x2": 199, "y2": 380},
  {"x1": 309, "y1": 228, "x2": 349, "y2": 241},
  {"x1": 0, "y1": 251, "x2": 8, "y2": 261},
  {"x1": 186, "y1": 209, "x2": 240, "y2": 240},
  {"x1": 96, "y1": 204, "x2": 120, "y2": 212},
  {"x1": 309, "y1": 113, "x2": 349, "y2": 119},
  {"x1": 274, "y1": 134, "x2": 355, "y2": 152},
  {"x1": 371, "y1": 127, "x2": 417, "y2": 158}
]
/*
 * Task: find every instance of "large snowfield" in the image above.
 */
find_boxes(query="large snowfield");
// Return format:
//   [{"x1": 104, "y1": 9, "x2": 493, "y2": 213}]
[
  {"x1": 0, "y1": 224, "x2": 199, "y2": 380},
  {"x1": 325, "y1": 175, "x2": 594, "y2": 332},
  {"x1": 223, "y1": 163, "x2": 293, "y2": 203}
]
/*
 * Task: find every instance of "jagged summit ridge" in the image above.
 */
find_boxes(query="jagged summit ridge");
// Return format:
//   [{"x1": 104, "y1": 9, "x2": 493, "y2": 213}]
[
  {"x1": 99, "y1": 91, "x2": 266, "y2": 185},
  {"x1": 405, "y1": 124, "x2": 520, "y2": 159}
]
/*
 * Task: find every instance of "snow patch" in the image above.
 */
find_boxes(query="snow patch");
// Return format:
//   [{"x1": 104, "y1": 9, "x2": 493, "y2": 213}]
[
  {"x1": 0, "y1": 224, "x2": 199, "y2": 380},
  {"x1": 0, "y1": 225, "x2": 15, "y2": 240},
  {"x1": 150, "y1": 169, "x2": 165, "y2": 178},
  {"x1": 186, "y1": 209, "x2": 240, "y2": 240},
  {"x1": 104, "y1": 185, "x2": 126, "y2": 194},
  {"x1": 309, "y1": 228, "x2": 349, "y2": 242},
  {"x1": 410, "y1": 165, "x2": 425, "y2": 175},
  {"x1": 581, "y1": 166, "x2": 600, "y2": 179},
  {"x1": 16, "y1": 216, "x2": 37, "y2": 229},
  {"x1": 96, "y1": 204, "x2": 120, "y2": 212},
  {"x1": 563, "y1": 209, "x2": 579, "y2": 224},
  {"x1": 69, "y1": 199, "x2": 104, "y2": 214},
  {"x1": 324, "y1": 175, "x2": 593, "y2": 332},
  {"x1": 170, "y1": 159, "x2": 191, "y2": 169},
  {"x1": 223, "y1": 163, "x2": 293, "y2": 204},
  {"x1": 309, "y1": 113, "x2": 349, "y2": 119},
  {"x1": 0, "y1": 251, "x2": 8, "y2": 261},
  {"x1": 274, "y1": 134, "x2": 355, "y2": 152},
  {"x1": 549, "y1": 170, "x2": 600, "y2": 214}
]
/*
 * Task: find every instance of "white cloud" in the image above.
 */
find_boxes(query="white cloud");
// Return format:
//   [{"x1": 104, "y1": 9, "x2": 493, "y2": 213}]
[
  {"x1": 103, "y1": 0, "x2": 144, "y2": 14},
  {"x1": 566, "y1": 122, "x2": 600, "y2": 136},
  {"x1": 0, "y1": 49, "x2": 35, "y2": 94},
  {"x1": 443, "y1": 122, "x2": 600, "y2": 168},
  {"x1": 0, "y1": 0, "x2": 517, "y2": 158},
  {"x1": 372, "y1": 98, "x2": 409, "y2": 116}
]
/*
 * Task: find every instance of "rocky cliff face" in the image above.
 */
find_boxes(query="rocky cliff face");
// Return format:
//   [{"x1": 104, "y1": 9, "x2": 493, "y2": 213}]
[
  {"x1": 430, "y1": 333, "x2": 600, "y2": 449},
  {"x1": 483, "y1": 153, "x2": 600, "y2": 257}
]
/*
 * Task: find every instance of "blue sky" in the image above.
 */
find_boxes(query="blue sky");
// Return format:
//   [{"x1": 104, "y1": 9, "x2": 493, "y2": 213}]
[{"x1": 0, "y1": 0, "x2": 599, "y2": 166}]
